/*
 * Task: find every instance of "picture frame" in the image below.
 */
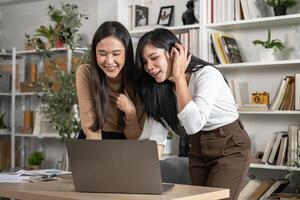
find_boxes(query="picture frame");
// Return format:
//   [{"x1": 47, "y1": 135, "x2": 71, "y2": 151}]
[
  {"x1": 135, "y1": 5, "x2": 149, "y2": 27},
  {"x1": 157, "y1": 5, "x2": 174, "y2": 26}
]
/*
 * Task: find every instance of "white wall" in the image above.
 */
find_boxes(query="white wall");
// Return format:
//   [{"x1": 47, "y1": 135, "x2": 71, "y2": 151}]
[{"x1": 0, "y1": 0, "x2": 100, "y2": 49}]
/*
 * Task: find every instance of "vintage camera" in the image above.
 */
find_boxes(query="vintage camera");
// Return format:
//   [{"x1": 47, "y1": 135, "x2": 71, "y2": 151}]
[{"x1": 251, "y1": 91, "x2": 269, "y2": 105}]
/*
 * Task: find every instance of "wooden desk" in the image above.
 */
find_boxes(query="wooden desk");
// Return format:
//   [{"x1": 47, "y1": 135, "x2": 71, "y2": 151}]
[{"x1": 0, "y1": 175, "x2": 229, "y2": 200}]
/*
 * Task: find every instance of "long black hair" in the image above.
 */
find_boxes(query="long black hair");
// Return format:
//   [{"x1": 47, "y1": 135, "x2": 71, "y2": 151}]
[
  {"x1": 89, "y1": 21, "x2": 134, "y2": 132},
  {"x1": 135, "y1": 28, "x2": 212, "y2": 136}
]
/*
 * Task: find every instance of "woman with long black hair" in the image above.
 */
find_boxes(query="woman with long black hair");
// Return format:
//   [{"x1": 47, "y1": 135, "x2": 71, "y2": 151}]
[
  {"x1": 76, "y1": 21, "x2": 144, "y2": 140},
  {"x1": 135, "y1": 28, "x2": 251, "y2": 200}
]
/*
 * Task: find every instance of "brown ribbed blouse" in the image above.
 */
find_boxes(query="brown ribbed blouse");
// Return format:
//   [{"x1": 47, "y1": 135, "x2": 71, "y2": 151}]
[{"x1": 75, "y1": 64, "x2": 145, "y2": 139}]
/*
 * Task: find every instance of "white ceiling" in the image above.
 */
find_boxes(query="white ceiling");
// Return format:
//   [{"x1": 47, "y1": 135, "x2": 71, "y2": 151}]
[{"x1": 0, "y1": 0, "x2": 44, "y2": 6}]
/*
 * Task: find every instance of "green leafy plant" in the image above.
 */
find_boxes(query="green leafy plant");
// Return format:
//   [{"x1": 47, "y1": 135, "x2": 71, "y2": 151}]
[
  {"x1": 26, "y1": 3, "x2": 88, "y2": 50},
  {"x1": 38, "y1": 60, "x2": 81, "y2": 139},
  {"x1": 48, "y1": 3, "x2": 88, "y2": 48},
  {"x1": 28, "y1": 151, "x2": 44, "y2": 166},
  {"x1": 252, "y1": 29, "x2": 285, "y2": 50},
  {"x1": 167, "y1": 130, "x2": 174, "y2": 140},
  {"x1": 265, "y1": 0, "x2": 297, "y2": 8},
  {"x1": 285, "y1": 146, "x2": 300, "y2": 193},
  {"x1": 34, "y1": 25, "x2": 56, "y2": 47},
  {"x1": 0, "y1": 113, "x2": 7, "y2": 129}
]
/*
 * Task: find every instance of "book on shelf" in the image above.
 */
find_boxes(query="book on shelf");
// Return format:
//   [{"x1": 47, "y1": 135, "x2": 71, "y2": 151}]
[
  {"x1": 298, "y1": 129, "x2": 300, "y2": 164},
  {"x1": 268, "y1": 132, "x2": 287, "y2": 164},
  {"x1": 209, "y1": 34, "x2": 220, "y2": 64},
  {"x1": 239, "y1": 104, "x2": 269, "y2": 111},
  {"x1": 248, "y1": 179, "x2": 275, "y2": 200},
  {"x1": 211, "y1": 32, "x2": 228, "y2": 64},
  {"x1": 287, "y1": 125, "x2": 300, "y2": 165},
  {"x1": 279, "y1": 77, "x2": 295, "y2": 110},
  {"x1": 270, "y1": 76, "x2": 296, "y2": 111},
  {"x1": 175, "y1": 29, "x2": 199, "y2": 57},
  {"x1": 238, "y1": 179, "x2": 262, "y2": 200},
  {"x1": 258, "y1": 179, "x2": 289, "y2": 200},
  {"x1": 262, "y1": 134, "x2": 277, "y2": 163},
  {"x1": 295, "y1": 74, "x2": 300, "y2": 110},
  {"x1": 207, "y1": 0, "x2": 268, "y2": 24},
  {"x1": 219, "y1": 33, "x2": 243, "y2": 63},
  {"x1": 275, "y1": 135, "x2": 288, "y2": 166},
  {"x1": 268, "y1": 193, "x2": 300, "y2": 200}
]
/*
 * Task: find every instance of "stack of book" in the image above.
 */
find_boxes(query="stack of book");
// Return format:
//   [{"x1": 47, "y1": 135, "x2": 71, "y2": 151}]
[
  {"x1": 261, "y1": 125, "x2": 300, "y2": 166},
  {"x1": 175, "y1": 29, "x2": 199, "y2": 57},
  {"x1": 207, "y1": 0, "x2": 268, "y2": 24},
  {"x1": 270, "y1": 75, "x2": 300, "y2": 111},
  {"x1": 238, "y1": 178, "x2": 289, "y2": 200},
  {"x1": 210, "y1": 32, "x2": 243, "y2": 64}
]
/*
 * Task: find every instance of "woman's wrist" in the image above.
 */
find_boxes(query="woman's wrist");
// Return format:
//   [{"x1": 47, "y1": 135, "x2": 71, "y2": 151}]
[{"x1": 125, "y1": 110, "x2": 137, "y2": 121}]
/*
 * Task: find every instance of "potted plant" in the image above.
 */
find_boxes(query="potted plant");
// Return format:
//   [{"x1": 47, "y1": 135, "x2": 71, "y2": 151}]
[
  {"x1": 26, "y1": 3, "x2": 87, "y2": 50},
  {"x1": 47, "y1": 3, "x2": 88, "y2": 48},
  {"x1": 252, "y1": 29, "x2": 285, "y2": 61},
  {"x1": 0, "y1": 113, "x2": 9, "y2": 134},
  {"x1": 163, "y1": 130, "x2": 174, "y2": 155},
  {"x1": 265, "y1": 0, "x2": 297, "y2": 16},
  {"x1": 28, "y1": 151, "x2": 44, "y2": 169}
]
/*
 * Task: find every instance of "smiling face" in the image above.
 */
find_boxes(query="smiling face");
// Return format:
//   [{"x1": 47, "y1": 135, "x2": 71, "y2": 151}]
[
  {"x1": 141, "y1": 44, "x2": 172, "y2": 83},
  {"x1": 96, "y1": 36, "x2": 125, "y2": 79}
]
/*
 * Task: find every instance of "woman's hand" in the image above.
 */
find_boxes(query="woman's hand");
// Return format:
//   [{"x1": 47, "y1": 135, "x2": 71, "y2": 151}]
[
  {"x1": 109, "y1": 91, "x2": 137, "y2": 120},
  {"x1": 169, "y1": 43, "x2": 192, "y2": 82}
]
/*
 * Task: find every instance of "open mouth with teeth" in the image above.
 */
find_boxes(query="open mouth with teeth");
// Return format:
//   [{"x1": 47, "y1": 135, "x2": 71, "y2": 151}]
[
  {"x1": 151, "y1": 71, "x2": 160, "y2": 78},
  {"x1": 105, "y1": 65, "x2": 117, "y2": 72}
]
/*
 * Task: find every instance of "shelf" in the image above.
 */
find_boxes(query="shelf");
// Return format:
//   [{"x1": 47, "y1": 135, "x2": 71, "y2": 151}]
[
  {"x1": 250, "y1": 163, "x2": 300, "y2": 171},
  {"x1": 0, "y1": 132, "x2": 10, "y2": 136},
  {"x1": 16, "y1": 47, "x2": 67, "y2": 55},
  {"x1": 0, "y1": 92, "x2": 12, "y2": 96},
  {"x1": 239, "y1": 111, "x2": 300, "y2": 114},
  {"x1": 15, "y1": 133, "x2": 60, "y2": 138},
  {"x1": 0, "y1": 52, "x2": 12, "y2": 57},
  {"x1": 217, "y1": 59, "x2": 300, "y2": 70},
  {"x1": 15, "y1": 92, "x2": 38, "y2": 96},
  {"x1": 16, "y1": 47, "x2": 86, "y2": 55},
  {"x1": 206, "y1": 13, "x2": 300, "y2": 30},
  {"x1": 130, "y1": 24, "x2": 200, "y2": 36}
]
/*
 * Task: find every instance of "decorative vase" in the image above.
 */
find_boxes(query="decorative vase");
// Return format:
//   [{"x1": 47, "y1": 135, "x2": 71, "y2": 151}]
[
  {"x1": 29, "y1": 165, "x2": 41, "y2": 170},
  {"x1": 163, "y1": 139, "x2": 173, "y2": 155},
  {"x1": 260, "y1": 48, "x2": 277, "y2": 62},
  {"x1": 273, "y1": 6, "x2": 287, "y2": 16},
  {"x1": 55, "y1": 38, "x2": 64, "y2": 48}
]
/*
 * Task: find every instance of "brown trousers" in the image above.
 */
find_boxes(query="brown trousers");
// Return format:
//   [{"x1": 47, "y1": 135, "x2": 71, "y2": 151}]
[{"x1": 188, "y1": 119, "x2": 251, "y2": 200}]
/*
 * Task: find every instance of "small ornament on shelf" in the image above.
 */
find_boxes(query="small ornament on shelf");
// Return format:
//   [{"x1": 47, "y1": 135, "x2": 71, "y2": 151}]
[
  {"x1": 264, "y1": 0, "x2": 297, "y2": 16},
  {"x1": 182, "y1": 0, "x2": 198, "y2": 25}
]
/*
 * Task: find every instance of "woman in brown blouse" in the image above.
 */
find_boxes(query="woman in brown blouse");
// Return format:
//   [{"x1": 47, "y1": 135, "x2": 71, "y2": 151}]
[{"x1": 76, "y1": 21, "x2": 144, "y2": 140}]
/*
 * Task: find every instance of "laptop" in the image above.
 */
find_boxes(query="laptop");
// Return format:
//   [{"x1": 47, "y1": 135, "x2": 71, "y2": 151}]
[{"x1": 65, "y1": 139, "x2": 174, "y2": 194}]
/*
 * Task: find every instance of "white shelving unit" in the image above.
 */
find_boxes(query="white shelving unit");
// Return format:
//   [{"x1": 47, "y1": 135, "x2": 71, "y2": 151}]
[
  {"x1": 250, "y1": 163, "x2": 300, "y2": 171},
  {"x1": 200, "y1": 1, "x2": 300, "y2": 178},
  {"x1": 2, "y1": 47, "x2": 81, "y2": 169},
  {"x1": 129, "y1": 23, "x2": 200, "y2": 36},
  {"x1": 239, "y1": 111, "x2": 300, "y2": 115},
  {"x1": 206, "y1": 13, "x2": 300, "y2": 30},
  {"x1": 217, "y1": 59, "x2": 300, "y2": 70}
]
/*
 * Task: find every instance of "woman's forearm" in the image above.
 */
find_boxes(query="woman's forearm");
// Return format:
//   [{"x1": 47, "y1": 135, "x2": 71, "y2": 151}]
[{"x1": 174, "y1": 76, "x2": 192, "y2": 112}]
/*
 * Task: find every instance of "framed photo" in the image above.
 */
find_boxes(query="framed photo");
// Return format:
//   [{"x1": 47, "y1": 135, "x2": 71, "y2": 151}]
[
  {"x1": 135, "y1": 5, "x2": 149, "y2": 27},
  {"x1": 157, "y1": 6, "x2": 174, "y2": 26}
]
